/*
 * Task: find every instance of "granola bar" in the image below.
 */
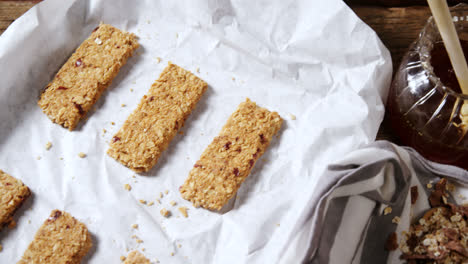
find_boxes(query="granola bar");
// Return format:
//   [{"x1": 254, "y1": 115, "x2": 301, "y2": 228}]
[
  {"x1": 107, "y1": 62, "x2": 208, "y2": 172},
  {"x1": 0, "y1": 170, "x2": 30, "y2": 229},
  {"x1": 180, "y1": 98, "x2": 283, "y2": 210},
  {"x1": 123, "y1": 250, "x2": 150, "y2": 264},
  {"x1": 18, "y1": 210, "x2": 92, "y2": 264},
  {"x1": 38, "y1": 23, "x2": 139, "y2": 130}
]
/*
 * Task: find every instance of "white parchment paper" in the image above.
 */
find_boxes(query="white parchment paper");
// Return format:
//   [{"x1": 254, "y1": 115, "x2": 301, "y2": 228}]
[{"x1": 0, "y1": 0, "x2": 392, "y2": 263}]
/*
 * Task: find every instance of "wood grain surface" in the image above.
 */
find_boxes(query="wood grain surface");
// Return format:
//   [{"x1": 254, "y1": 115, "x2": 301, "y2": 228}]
[
  {"x1": 0, "y1": 1, "x2": 38, "y2": 34},
  {"x1": 0, "y1": 0, "x2": 456, "y2": 143},
  {"x1": 346, "y1": 0, "x2": 468, "y2": 7}
]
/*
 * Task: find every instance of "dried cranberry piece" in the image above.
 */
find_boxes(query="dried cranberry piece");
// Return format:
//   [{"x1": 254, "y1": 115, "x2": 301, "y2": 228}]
[
  {"x1": 75, "y1": 58, "x2": 83, "y2": 67},
  {"x1": 406, "y1": 234, "x2": 419, "y2": 251},
  {"x1": 74, "y1": 103, "x2": 84, "y2": 115},
  {"x1": 248, "y1": 159, "x2": 254, "y2": 167},
  {"x1": 253, "y1": 148, "x2": 260, "y2": 158},
  {"x1": 57, "y1": 86, "x2": 68, "y2": 90},
  {"x1": 5, "y1": 182, "x2": 11, "y2": 186},
  {"x1": 48, "y1": 211, "x2": 62, "y2": 222},
  {"x1": 194, "y1": 164, "x2": 202, "y2": 168},
  {"x1": 149, "y1": 96, "x2": 155, "y2": 102},
  {"x1": 233, "y1": 168, "x2": 239, "y2": 176},
  {"x1": 93, "y1": 26, "x2": 100, "y2": 32},
  {"x1": 224, "y1": 142, "x2": 231, "y2": 150},
  {"x1": 112, "y1": 136, "x2": 121, "y2": 143},
  {"x1": 259, "y1": 134, "x2": 266, "y2": 144}
]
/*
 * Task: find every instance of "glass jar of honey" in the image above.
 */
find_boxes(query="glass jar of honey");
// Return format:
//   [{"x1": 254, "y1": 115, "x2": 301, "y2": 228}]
[{"x1": 387, "y1": 4, "x2": 468, "y2": 169}]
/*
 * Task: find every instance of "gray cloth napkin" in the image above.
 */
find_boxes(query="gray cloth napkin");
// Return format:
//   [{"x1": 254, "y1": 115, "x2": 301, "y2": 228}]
[{"x1": 303, "y1": 140, "x2": 468, "y2": 264}]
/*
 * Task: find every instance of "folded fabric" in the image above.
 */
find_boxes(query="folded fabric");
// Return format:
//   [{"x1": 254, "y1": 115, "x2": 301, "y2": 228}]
[{"x1": 302, "y1": 141, "x2": 468, "y2": 264}]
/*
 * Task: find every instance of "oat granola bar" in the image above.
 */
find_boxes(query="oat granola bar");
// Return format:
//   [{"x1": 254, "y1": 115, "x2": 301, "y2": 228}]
[
  {"x1": 38, "y1": 23, "x2": 139, "y2": 130},
  {"x1": 18, "y1": 210, "x2": 92, "y2": 264},
  {"x1": 107, "y1": 62, "x2": 208, "y2": 172},
  {"x1": 0, "y1": 170, "x2": 30, "y2": 229},
  {"x1": 180, "y1": 98, "x2": 283, "y2": 210},
  {"x1": 123, "y1": 250, "x2": 150, "y2": 264}
]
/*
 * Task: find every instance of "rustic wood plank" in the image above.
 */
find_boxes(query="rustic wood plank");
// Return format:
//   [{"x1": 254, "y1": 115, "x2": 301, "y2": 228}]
[
  {"x1": 0, "y1": 1, "x2": 38, "y2": 35},
  {"x1": 345, "y1": 0, "x2": 468, "y2": 7},
  {"x1": 351, "y1": 6, "x2": 431, "y2": 73}
]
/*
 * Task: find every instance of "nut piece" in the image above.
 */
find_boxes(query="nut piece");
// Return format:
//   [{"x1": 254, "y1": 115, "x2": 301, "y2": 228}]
[
  {"x1": 139, "y1": 200, "x2": 147, "y2": 205},
  {"x1": 120, "y1": 256, "x2": 126, "y2": 261},
  {"x1": 178, "y1": 207, "x2": 188, "y2": 218},
  {"x1": 169, "y1": 201, "x2": 177, "y2": 206},
  {"x1": 160, "y1": 208, "x2": 170, "y2": 217},
  {"x1": 124, "y1": 184, "x2": 131, "y2": 191},
  {"x1": 383, "y1": 206, "x2": 392, "y2": 215},
  {"x1": 131, "y1": 224, "x2": 138, "y2": 229},
  {"x1": 164, "y1": 190, "x2": 169, "y2": 195},
  {"x1": 45, "y1": 142, "x2": 52, "y2": 150},
  {"x1": 289, "y1": 114, "x2": 296, "y2": 120},
  {"x1": 147, "y1": 201, "x2": 154, "y2": 206},
  {"x1": 8, "y1": 220, "x2": 16, "y2": 229},
  {"x1": 78, "y1": 152, "x2": 86, "y2": 158}
]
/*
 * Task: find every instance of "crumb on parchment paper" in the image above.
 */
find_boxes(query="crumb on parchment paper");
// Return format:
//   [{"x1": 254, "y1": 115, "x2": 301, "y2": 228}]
[
  {"x1": 160, "y1": 208, "x2": 170, "y2": 217},
  {"x1": 45, "y1": 141, "x2": 52, "y2": 150},
  {"x1": 178, "y1": 207, "x2": 188, "y2": 218}
]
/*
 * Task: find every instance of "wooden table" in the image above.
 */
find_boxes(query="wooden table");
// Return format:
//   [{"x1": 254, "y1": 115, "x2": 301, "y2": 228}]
[{"x1": 1, "y1": 0, "x2": 464, "y2": 144}]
